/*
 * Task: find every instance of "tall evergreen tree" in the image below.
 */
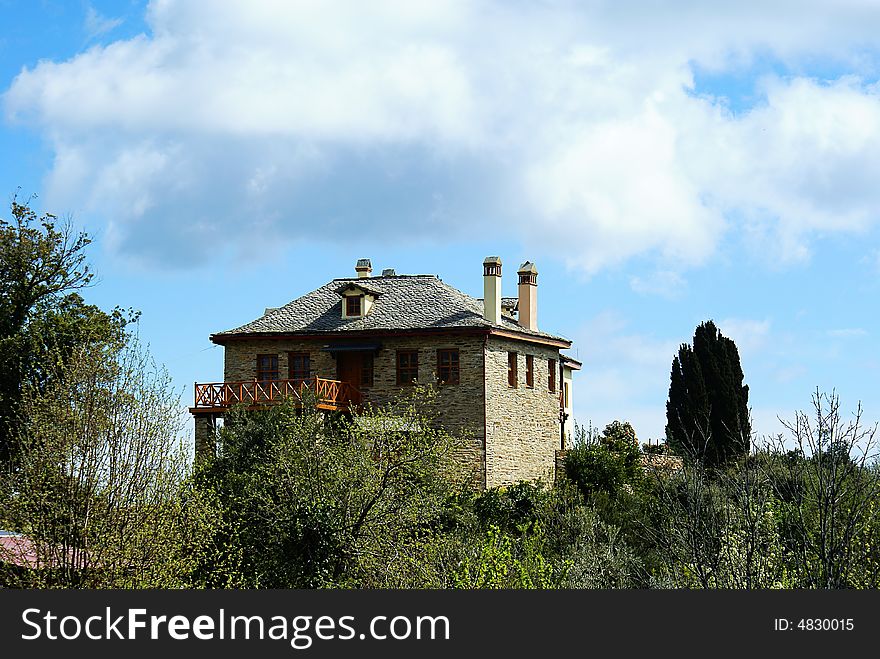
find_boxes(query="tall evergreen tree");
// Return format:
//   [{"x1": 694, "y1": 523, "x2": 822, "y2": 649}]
[{"x1": 666, "y1": 320, "x2": 750, "y2": 466}]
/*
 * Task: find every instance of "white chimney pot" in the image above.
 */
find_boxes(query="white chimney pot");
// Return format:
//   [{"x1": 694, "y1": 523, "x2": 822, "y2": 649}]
[{"x1": 483, "y1": 256, "x2": 502, "y2": 324}]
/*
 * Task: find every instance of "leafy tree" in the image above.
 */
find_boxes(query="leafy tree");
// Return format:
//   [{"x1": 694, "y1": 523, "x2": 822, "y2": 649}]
[
  {"x1": 0, "y1": 337, "x2": 214, "y2": 588},
  {"x1": 564, "y1": 421, "x2": 642, "y2": 500},
  {"x1": 473, "y1": 481, "x2": 551, "y2": 535},
  {"x1": 449, "y1": 481, "x2": 642, "y2": 589},
  {"x1": 646, "y1": 457, "x2": 788, "y2": 588},
  {"x1": 666, "y1": 320, "x2": 751, "y2": 467},
  {"x1": 195, "y1": 386, "x2": 467, "y2": 588},
  {"x1": 765, "y1": 390, "x2": 880, "y2": 588},
  {"x1": 0, "y1": 195, "x2": 133, "y2": 467}
]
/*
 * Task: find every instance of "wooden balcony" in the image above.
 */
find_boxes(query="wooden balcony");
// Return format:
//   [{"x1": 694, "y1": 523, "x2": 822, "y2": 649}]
[{"x1": 191, "y1": 376, "x2": 358, "y2": 414}]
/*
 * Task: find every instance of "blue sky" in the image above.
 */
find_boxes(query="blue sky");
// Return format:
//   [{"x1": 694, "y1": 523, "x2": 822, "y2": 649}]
[{"x1": 2, "y1": 1, "x2": 880, "y2": 445}]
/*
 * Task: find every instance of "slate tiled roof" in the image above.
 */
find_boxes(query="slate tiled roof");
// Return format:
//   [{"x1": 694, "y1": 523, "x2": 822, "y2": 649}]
[{"x1": 213, "y1": 274, "x2": 569, "y2": 344}]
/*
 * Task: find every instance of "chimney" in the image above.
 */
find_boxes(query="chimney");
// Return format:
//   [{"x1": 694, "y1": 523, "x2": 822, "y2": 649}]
[
  {"x1": 381, "y1": 268, "x2": 396, "y2": 277},
  {"x1": 355, "y1": 258, "x2": 372, "y2": 278},
  {"x1": 483, "y1": 256, "x2": 502, "y2": 324},
  {"x1": 517, "y1": 261, "x2": 538, "y2": 331}
]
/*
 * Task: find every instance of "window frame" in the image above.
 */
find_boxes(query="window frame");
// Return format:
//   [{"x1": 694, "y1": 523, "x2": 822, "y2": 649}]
[
  {"x1": 345, "y1": 295, "x2": 363, "y2": 317},
  {"x1": 525, "y1": 354, "x2": 534, "y2": 388},
  {"x1": 508, "y1": 351, "x2": 518, "y2": 388},
  {"x1": 256, "y1": 353, "x2": 279, "y2": 382},
  {"x1": 396, "y1": 349, "x2": 419, "y2": 385},
  {"x1": 437, "y1": 348, "x2": 460, "y2": 385},
  {"x1": 288, "y1": 351, "x2": 310, "y2": 384}
]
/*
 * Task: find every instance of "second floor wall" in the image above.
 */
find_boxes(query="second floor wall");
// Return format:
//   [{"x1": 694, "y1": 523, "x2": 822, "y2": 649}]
[{"x1": 220, "y1": 331, "x2": 569, "y2": 488}]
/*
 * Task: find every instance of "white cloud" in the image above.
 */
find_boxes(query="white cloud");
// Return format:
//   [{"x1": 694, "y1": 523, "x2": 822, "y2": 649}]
[
  {"x1": 773, "y1": 364, "x2": 808, "y2": 384},
  {"x1": 698, "y1": 77, "x2": 880, "y2": 263},
  {"x1": 716, "y1": 317, "x2": 772, "y2": 356},
  {"x1": 827, "y1": 328, "x2": 868, "y2": 338},
  {"x1": 630, "y1": 270, "x2": 687, "y2": 298},
  {"x1": 571, "y1": 311, "x2": 680, "y2": 440},
  {"x1": 84, "y1": 5, "x2": 123, "y2": 39},
  {"x1": 4, "y1": 1, "x2": 880, "y2": 268}
]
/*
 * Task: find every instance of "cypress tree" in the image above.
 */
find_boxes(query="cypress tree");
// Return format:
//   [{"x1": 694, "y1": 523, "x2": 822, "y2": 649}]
[{"x1": 666, "y1": 320, "x2": 750, "y2": 466}]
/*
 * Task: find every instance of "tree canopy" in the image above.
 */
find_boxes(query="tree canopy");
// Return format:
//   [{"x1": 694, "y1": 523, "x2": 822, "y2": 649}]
[
  {"x1": 665, "y1": 320, "x2": 751, "y2": 467},
  {"x1": 0, "y1": 195, "x2": 134, "y2": 467}
]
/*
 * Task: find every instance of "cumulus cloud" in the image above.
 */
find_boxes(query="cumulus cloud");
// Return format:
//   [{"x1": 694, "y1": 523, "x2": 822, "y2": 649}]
[{"x1": 4, "y1": 0, "x2": 880, "y2": 269}]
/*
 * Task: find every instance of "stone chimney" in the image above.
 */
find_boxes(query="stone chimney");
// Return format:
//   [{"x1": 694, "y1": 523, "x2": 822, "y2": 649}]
[
  {"x1": 517, "y1": 261, "x2": 538, "y2": 331},
  {"x1": 355, "y1": 258, "x2": 372, "y2": 278},
  {"x1": 483, "y1": 256, "x2": 502, "y2": 324}
]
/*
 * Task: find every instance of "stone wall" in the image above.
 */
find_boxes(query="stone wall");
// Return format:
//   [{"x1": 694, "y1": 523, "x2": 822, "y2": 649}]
[
  {"x1": 193, "y1": 413, "x2": 218, "y2": 464},
  {"x1": 218, "y1": 332, "x2": 566, "y2": 488},
  {"x1": 483, "y1": 336, "x2": 561, "y2": 487},
  {"x1": 640, "y1": 453, "x2": 684, "y2": 477},
  {"x1": 222, "y1": 334, "x2": 486, "y2": 485}
]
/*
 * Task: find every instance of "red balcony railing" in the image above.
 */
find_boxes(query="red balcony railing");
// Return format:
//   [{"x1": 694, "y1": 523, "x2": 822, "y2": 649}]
[{"x1": 193, "y1": 376, "x2": 358, "y2": 412}]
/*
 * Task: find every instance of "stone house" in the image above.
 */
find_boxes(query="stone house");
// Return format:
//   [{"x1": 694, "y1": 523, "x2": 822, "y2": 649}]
[{"x1": 190, "y1": 257, "x2": 580, "y2": 488}]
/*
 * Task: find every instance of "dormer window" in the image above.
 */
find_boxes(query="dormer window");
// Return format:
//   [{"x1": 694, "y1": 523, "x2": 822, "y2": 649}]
[
  {"x1": 337, "y1": 281, "x2": 382, "y2": 319},
  {"x1": 346, "y1": 295, "x2": 363, "y2": 317}
]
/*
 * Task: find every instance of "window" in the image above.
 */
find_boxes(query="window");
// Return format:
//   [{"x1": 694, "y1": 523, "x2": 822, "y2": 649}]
[
  {"x1": 288, "y1": 352, "x2": 310, "y2": 384},
  {"x1": 396, "y1": 350, "x2": 418, "y2": 385},
  {"x1": 437, "y1": 349, "x2": 460, "y2": 385},
  {"x1": 256, "y1": 354, "x2": 279, "y2": 382},
  {"x1": 345, "y1": 295, "x2": 363, "y2": 317},
  {"x1": 361, "y1": 353, "x2": 374, "y2": 387},
  {"x1": 525, "y1": 354, "x2": 534, "y2": 388},
  {"x1": 564, "y1": 382, "x2": 570, "y2": 408},
  {"x1": 508, "y1": 352, "x2": 518, "y2": 388},
  {"x1": 548, "y1": 358, "x2": 557, "y2": 393}
]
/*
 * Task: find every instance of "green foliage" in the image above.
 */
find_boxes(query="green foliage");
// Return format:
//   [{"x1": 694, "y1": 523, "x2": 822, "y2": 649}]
[
  {"x1": 0, "y1": 337, "x2": 212, "y2": 588},
  {"x1": 564, "y1": 421, "x2": 643, "y2": 500},
  {"x1": 0, "y1": 195, "x2": 135, "y2": 468},
  {"x1": 666, "y1": 320, "x2": 751, "y2": 467},
  {"x1": 561, "y1": 508, "x2": 646, "y2": 588},
  {"x1": 647, "y1": 459, "x2": 791, "y2": 588},
  {"x1": 195, "y1": 386, "x2": 466, "y2": 588},
  {"x1": 473, "y1": 481, "x2": 551, "y2": 535},
  {"x1": 764, "y1": 391, "x2": 880, "y2": 588},
  {"x1": 451, "y1": 524, "x2": 565, "y2": 589},
  {"x1": 642, "y1": 441, "x2": 668, "y2": 455},
  {"x1": 644, "y1": 392, "x2": 880, "y2": 589}
]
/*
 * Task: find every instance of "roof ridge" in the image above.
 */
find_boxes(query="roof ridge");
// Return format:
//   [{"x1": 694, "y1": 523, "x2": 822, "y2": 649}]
[
  {"x1": 212, "y1": 271, "x2": 570, "y2": 343},
  {"x1": 331, "y1": 274, "x2": 438, "y2": 281}
]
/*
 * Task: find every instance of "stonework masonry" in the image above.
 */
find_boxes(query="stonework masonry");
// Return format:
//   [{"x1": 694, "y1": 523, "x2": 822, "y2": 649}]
[
  {"x1": 223, "y1": 333, "x2": 486, "y2": 485},
  {"x1": 218, "y1": 332, "x2": 564, "y2": 488},
  {"x1": 484, "y1": 336, "x2": 561, "y2": 487},
  {"x1": 193, "y1": 414, "x2": 217, "y2": 462}
]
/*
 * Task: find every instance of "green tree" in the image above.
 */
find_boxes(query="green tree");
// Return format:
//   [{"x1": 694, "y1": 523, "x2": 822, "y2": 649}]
[
  {"x1": 666, "y1": 320, "x2": 750, "y2": 467},
  {"x1": 765, "y1": 390, "x2": 880, "y2": 588},
  {"x1": 0, "y1": 195, "x2": 132, "y2": 468},
  {"x1": 195, "y1": 386, "x2": 467, "y2": 588},
  {"x1": 0, "y1": 337, "x2": 214, "y2": 588},
  {"x1": 564, "y1": 421, "x2": 642, "y2": 500}
]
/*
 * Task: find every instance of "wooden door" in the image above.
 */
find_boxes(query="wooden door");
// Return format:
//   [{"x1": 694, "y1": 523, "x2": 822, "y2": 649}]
[{"x1": 336, "y1": 353, "x2": 362, "y2": 405}]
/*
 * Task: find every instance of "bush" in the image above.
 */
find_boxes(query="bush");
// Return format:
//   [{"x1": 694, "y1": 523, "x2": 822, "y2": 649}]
[
  {"x1": 195, "y1": 386, "x2": 468, "y2": 588},
  {"x1": 564, "y1": 421, "x2": 642, "y2": 500},
  {"x1": 473, "y1": 481, "x2": 551, "y2": 535}
]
